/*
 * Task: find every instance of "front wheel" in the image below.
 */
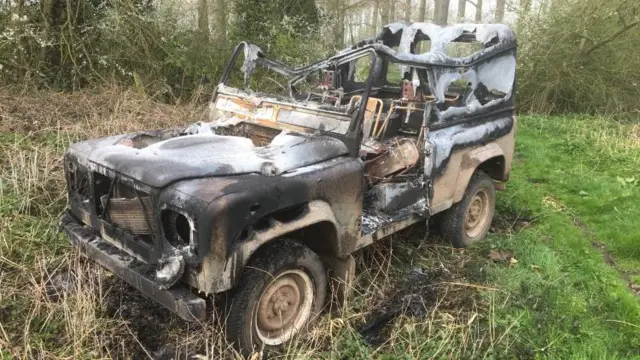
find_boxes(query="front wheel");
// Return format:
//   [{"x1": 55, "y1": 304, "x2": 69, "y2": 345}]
[
  {"x1": 225, "y1": 239, "x2": 327, "y2": 356},
  {"x1": 440, "y1": 171, "x2": 496, "y2": 248}
]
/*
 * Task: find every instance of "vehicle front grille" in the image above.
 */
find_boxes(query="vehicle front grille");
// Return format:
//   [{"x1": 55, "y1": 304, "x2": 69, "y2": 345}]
[
  {"x1": 107, "y1": 197, "x2": 154, "y2": 235},
  {"x1": 93, "y1": 173, "x2": 156, "y2": 241}
]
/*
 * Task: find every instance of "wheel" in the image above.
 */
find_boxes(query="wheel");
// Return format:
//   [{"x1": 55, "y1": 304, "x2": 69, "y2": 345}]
[
  {"x1": 225, "y1": 239, "x2": 327, "y2": 356},
  {"x1": 440, "y1": 171, "x2": 496, "y2": 248}
]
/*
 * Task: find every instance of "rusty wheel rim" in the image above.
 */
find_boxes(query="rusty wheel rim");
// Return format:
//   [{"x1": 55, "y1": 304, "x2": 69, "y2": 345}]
[
  {"x1": 465, "y1": 189, "x2": 491, "y2": 239},
  {"x1": 255, "y1": 269, "x2": 313, "y2": 346}
]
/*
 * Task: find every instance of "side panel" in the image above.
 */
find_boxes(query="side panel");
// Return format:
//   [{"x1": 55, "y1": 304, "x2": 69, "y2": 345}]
[
  {"x1": 452, "y1": 122, "x2": 516, "y2": 203},
  {"x1": 429, "y1": 116, "x2": 516, "y2": 215}
]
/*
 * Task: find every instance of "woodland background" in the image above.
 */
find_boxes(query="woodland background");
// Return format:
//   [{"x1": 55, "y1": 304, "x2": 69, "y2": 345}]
[{"x1": 1, "y1": 0, "x2": 639, "y2": 116}]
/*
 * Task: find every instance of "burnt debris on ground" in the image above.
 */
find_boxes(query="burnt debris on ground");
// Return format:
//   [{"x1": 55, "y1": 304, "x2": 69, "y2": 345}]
[
  {"x1": 357, "y1": 266, "x2": 441, "y2": 346},
  {"x1": 355, "y1": 232, "x2": 485, "y2": 347}
]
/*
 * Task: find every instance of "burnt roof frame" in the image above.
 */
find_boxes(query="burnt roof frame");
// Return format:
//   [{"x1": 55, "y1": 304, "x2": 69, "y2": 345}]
[{"x1": 212, "y1": 23, "x2": 516, "y2": 155}]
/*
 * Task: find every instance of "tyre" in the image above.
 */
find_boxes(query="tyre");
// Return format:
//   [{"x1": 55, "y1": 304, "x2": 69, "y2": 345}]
[
  {"x1": 225, "y1": 239, "x2": 327, "y2": 356},
  {"x1": 440, "y1": 171, "x2": 496, "y2": 248}
]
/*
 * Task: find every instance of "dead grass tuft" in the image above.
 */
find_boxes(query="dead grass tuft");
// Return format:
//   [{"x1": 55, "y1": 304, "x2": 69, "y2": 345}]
[{"x1": 0, "y1": 86, "x2": 206, "y2": 139}]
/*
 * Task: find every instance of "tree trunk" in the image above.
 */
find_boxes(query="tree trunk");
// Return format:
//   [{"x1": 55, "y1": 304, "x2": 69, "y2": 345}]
[
  {"x1": 404, "y1": 0, "x2": 412, "y2": 22},
  {"x1": 475, "y1": 0, "x2": 482, "y2": 22},
  {"x1": 330, "y1": 0, "x2": 344, "y2": 48},
  {"x1": 348, "y1": 13, "x2": 355, "y2": 44},
  {"x1": 381, "y1": 0, "x2": 390, "y2": 25},
  {"x1": 418, "y1": 0, "x2": 427, "y2": 21},
  {"x1": 390, "y1": 2, "x2": 395, "y2": 22},
  {"x1": 457, "y1": 0, "x2": 466, "y2": 20},
  {"x1": 197, "y1": 0, "x2": 210, "y2": 37},
  {"x1": 370, "y1": 0, "x2": 380, "y2": 35},
  {"x1": 213, "y1": 0, "x2": 227, "y2": 44},
  {"x1": 495, "y1": 0, "x2": 505, "y2": 22},
  {"x1": 40, "y1": 0, "x2": 54, "y2": 67},
  {"x1": 433, "y1": 0, "x2": 450, "y2": 25}
]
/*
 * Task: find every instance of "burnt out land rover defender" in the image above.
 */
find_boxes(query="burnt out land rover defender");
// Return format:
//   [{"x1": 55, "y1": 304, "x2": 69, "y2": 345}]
[{"x1": 60, "y1": 23, "x2": 516, "y2": 354}]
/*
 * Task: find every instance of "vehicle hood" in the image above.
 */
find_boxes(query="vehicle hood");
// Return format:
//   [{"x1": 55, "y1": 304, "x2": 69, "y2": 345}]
[{"x1": 68, "y1": 129, "x2": 349, "y2": 188}]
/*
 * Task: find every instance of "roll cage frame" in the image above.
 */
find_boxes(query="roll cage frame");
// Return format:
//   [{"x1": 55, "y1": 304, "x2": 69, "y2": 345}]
[{"x1": 213, "y1": 23, "x2": 516, "y2": 157}]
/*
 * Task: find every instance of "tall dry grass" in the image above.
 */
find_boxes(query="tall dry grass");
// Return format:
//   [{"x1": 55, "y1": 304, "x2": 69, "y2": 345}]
[{"x1": 0, "y1": 86, "x2": 208, "y2": 358}]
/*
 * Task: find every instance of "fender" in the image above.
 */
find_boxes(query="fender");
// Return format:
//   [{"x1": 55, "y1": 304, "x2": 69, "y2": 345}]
[
  {"x1": 211, "y1": 200, "x2": 340, "y2": 293},
  {"x1": 452, "y1": 142, "x2": 505, "y2": 203}
]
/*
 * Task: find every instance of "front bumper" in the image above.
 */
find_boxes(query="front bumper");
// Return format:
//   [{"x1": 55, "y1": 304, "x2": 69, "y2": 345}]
[{"x1": 59, "y1": 211, "x2": 207, "y2": 322}]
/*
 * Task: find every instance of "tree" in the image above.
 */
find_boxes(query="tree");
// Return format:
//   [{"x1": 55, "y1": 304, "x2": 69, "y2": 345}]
[
  {"x1": 457, "y1": 0, "x2": 466, "y2": 20},
  {"x1": 329, "y1": 0, "x2": 344, "y2": 47},
  {"x1": 495, "y1": 0, "x2": 505, "y2": 22},
  {"x1": 214, "y1": 0, "x2": 227, "y2": 44},
  {"x1": 197, "y1": 0, "x2": 209, "y2": 37},
  {"x1": 381, "y1": 0, "x2": 390, "y2": 25},
  {"x1": 434, "y1": 0, "x2": 450, "y2": 25},
  {"x1": 475, "y1": 0, "x2": 482, "y2": 22},
  {"x1": 404, "y1": 0, "x2": 412, "y2": 22},
  {"x1": 390, "y1": 1, "x2": 396, "y2": 21},
  {"x1": 370, "y1": 0, "x2": 380, "y2": 34},
  {"x1": 418, "y1": 0, "x2": 427, "y2": 21},
  {"x1": 231, "y1": 0, "x2": 319, "y2": 50}
]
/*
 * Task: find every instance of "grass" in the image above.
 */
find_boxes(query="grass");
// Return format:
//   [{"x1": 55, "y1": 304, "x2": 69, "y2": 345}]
[
  {"x1": 476, "y1": 116, "x2": 640, "y2": 359},
  {"x1": 0, "y1": 89, "x2": 639, "y2": 359}
]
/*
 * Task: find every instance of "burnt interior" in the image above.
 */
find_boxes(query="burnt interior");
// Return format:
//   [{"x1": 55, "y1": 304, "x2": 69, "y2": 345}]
[{"x1": 214, "y1": 23, "x2": 515, "y2": 236}]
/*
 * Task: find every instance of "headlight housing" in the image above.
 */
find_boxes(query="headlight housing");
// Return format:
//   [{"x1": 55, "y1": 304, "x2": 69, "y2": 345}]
[{"x1": 161, "y1": 209, "x2": 194, "y2": 248}]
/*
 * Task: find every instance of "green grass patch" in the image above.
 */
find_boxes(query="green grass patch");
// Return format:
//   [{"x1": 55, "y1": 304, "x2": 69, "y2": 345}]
[{"x1": 472, "y1": 115, "x2": 640, "y2": 359}]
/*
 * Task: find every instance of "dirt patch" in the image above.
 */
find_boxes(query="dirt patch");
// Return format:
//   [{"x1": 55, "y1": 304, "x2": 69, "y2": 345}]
[
  {"x1": 491, "y1": 206, "x2": 534, "y2": 235},
  {"x1": 591, "y1": 241, "x2": 618, "y2": 267},
  {"x1": 573, "y1": 216, "x2": 639, "y2": 296},
  {"x1": 590, "y1": 241, "x2": 640, "y2": 297},
  {"x1": 578, "y1": 217, "x2": 640, "y2": 297},
  {"x1": 0, "y1": 304, "x2": 12, "y2": 325},
  {"x1": 527, "y1": 177, "x2": 547, "y2": 184}
]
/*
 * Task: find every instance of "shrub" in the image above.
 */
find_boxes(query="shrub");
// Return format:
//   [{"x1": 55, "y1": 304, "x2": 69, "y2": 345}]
[
  {"x1": 517, "y1": 0, "x2": 640, "y2": 117},
  {"x1": 0, "y1": 0, "x2": 327, "y2": 102}
]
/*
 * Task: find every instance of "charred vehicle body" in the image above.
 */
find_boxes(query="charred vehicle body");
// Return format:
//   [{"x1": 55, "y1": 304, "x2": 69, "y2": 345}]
[{"x1": 60, "y1": 22, "x2": 517, "y2": 354}]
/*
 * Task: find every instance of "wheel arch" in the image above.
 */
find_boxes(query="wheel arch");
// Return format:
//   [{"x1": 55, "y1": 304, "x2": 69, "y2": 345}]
[
  {"x1": 452, "y1": 143, "x2": 507, "y2": 204},
  {"x1": 214, "y1": 200, "x2": 341, "y2": 293}
]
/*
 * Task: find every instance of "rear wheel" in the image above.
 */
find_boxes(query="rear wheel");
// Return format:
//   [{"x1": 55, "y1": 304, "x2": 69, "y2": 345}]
[
  {"x1": 225, "y1": 239, "x2": 327, "y2": 356},
  {"x1": 441, "y1": 171, "x2": 496, "y2": 248}
]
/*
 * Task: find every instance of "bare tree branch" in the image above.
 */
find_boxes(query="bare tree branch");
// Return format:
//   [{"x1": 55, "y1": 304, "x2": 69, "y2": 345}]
[
  {"x1": 575, "y1": 31, "x2": 595, "y2": 43},
  {"x1": 344, "y1": 0, "x2": 370, "y2": 11},
  {"x1": 583, "y1": 19, "x2": 640, "y2": 56}
]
